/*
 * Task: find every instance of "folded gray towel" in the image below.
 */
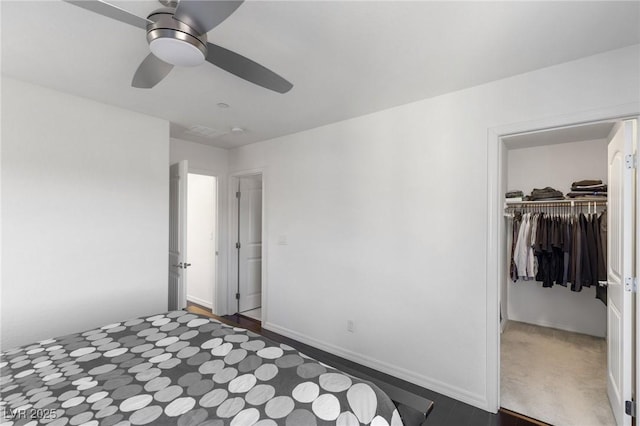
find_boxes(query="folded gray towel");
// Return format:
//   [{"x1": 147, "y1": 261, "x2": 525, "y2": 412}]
[
  {"x1": 572, "y1": 179, "x2": 602, "y2": 187},
  {"x1": 567, "y1": 192, "x2": 607, "y2": 198},
  {"x1": 530, "y1": 187, "x2": 564, "y2": 201},
  {"x1": 571, "y1": 184, "x2": 607, "y2": 192}
]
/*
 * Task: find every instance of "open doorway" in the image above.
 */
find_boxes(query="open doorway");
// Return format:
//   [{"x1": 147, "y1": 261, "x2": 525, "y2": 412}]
[
  {"x1": 493, "y1": 118, "x2": 637, "y2": 426},
  {"x1": 230, "y1": 173, "x2": 263, "y2": 322},
  {"x1": 186, "y1": 173, "x2": 218, "y2": 313},
  {"x1": 168, "y1": 160, "x2": 220, "y2": 315}
]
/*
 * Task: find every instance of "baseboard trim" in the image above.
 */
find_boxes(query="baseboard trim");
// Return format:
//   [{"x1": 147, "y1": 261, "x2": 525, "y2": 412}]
[
  {"x1": 262, "y1": 321, "x2": 488, "y2": 410},
  {"x1": 187, "y1": 295, "x2": 212, "y2": 310}
]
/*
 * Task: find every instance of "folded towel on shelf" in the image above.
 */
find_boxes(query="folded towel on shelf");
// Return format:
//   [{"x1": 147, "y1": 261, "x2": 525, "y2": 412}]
[
  {"x1": 571, "y1": 184, "x2": 607, "y2": 192},
  {"x1": 529, "y1": 187, "x2": 564, "y2": 201},
  {"x1": 505, "y1": 190, "x2": 524, "y2": 198},
  {"x1": 571, "y1": 179, "x2": 602, "y2": 187},
  {"x1": 567, "y1": 192, "x2": 608, "y2": 198},
  {"x1": 531, "y1": 196, "x2": 565, "y2": 201}
]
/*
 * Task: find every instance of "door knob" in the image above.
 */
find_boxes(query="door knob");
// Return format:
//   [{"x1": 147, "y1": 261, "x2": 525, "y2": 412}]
[{"x1": 184, "y1": 263, "x2": 192, "y2": 268}]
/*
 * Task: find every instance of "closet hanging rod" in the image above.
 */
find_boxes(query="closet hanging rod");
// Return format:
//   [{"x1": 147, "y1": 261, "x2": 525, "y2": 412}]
[{"x1": 504, "y1": 199, "x2": 607, "y2": 216}]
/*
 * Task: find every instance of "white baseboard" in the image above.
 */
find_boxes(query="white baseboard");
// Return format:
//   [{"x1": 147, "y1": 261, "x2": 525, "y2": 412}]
[
  {"x1": 187, "y1": 295, "x2": 212, "y2": 310},
  {"x1": 500, "y1": 317, "x2": 508, "y2": 333},
  {"x1": 262, "y1": 321, "x2": 488, "y2": 411}
]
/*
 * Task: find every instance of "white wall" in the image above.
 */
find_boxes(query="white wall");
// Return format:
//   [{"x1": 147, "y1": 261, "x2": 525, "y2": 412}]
[
  {"x1": 506, "y1": 138, "x2": 608, "y2": 337},
  {"x1": 187, "y1": 173, "x2": 217, "y2": 310},
  {"x1": 1, "y1": 78, "x2": 169, "y2": 349},
  {"x1": 507, "y1": 138, "x2": 608, "y2": 196},
  {"x1": 170, "y1": 139, "x2": 229, "y2": 314},
  {"x1": 227, "y1": 45, "x2": 640, "y2": 409},
  {"x1": 170, "y1": 138, "x2": 229, "y2": 173}
]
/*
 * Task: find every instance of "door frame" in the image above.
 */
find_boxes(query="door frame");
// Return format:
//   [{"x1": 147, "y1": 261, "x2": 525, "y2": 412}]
[
  {"x1": 485, "y1": 102, "x2": 640, "y2": 413},
  {"x1": 184, "y1": 168, "x2": 221, "y2": 314},
  {"x1": 228, "y1": 168, "x2": 267, "y2": 320}
]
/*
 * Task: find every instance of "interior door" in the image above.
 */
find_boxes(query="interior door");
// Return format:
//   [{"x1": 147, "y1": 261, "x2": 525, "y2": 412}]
[
  {"x1": 169, "y1": 160, "x2": 188, "y2": 310},
  {"x1": 238, "y1": 175, "x2": 262, "y2": 313},
  {"x1": 606, "y1": 119, "x2": 636, "y2": 426}
]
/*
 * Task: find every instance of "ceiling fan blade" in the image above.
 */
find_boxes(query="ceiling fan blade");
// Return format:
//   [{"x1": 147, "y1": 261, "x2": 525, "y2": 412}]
[
  {"x1": 206, "y1": 43, "x2": 293, "y2": 94},
  {"x1": 174, "y1": 0, "x2": 244, "y2": 35},
  {"x1": 132, "y1": 54, "x2": 174, "y2": 89},
  {"x1": 63, "y1": 0, "x2": 151, "y2": 30}
]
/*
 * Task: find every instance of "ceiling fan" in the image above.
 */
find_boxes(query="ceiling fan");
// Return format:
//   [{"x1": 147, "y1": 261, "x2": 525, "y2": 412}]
[{"x1": 63, "y1": 0, "x2": 293, "y2": 93}]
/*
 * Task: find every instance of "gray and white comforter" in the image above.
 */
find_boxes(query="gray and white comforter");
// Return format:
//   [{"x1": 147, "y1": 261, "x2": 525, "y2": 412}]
[{"x1": 0, "y1": 311, "x2": 403, "y2": 425}]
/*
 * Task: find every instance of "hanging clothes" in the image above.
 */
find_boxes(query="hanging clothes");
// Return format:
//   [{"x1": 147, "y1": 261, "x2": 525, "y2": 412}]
[
  {"x1": 512, "y1": 213, "x2": 539, "y2": 280},
  {"x1": 561, "y1": 216, "x2": 572, "y2": 286},
  {"x1": 509, "y1": 212, "x2": 522, "y2": 282},
  {"x1": 579, "y1": 213, "x2": 593, "y2": 288},
  {"x1": 513, "y1": 213, "x2": 530, "y2": 280},
  {"x1": 508, "y1": 207, "x2": 608, "y2": 305},
  {"x1": 596, "y1": 210, "x2": 608, "y2": 304},
  {"x1": 528, "y1": 213, "x2": 539, "y2": 280}
]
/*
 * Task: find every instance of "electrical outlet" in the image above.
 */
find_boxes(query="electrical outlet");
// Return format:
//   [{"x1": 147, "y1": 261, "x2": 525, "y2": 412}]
[{"x1": 347, "y1": 320, "x2": 355, "y2": 332}]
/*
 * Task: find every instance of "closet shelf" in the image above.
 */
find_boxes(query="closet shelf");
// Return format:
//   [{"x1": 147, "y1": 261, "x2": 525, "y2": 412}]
[
  {"x1": 505, "y1": 198, "x2": 607, "y2": 206},
  {"x1": 504, "y1": 198, "x2": 607, "y2": 216}
]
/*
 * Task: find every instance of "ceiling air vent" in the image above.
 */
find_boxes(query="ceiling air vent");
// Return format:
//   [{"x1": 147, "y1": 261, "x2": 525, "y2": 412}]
[{"x1": 185, "y1": 125, "x2": 228, "y2": 139}]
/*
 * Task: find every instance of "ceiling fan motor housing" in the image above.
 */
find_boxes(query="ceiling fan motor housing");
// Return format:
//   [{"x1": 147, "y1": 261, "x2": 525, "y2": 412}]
[{"x1": 146, "y1": 8, "x2": 208, "y2": 67}]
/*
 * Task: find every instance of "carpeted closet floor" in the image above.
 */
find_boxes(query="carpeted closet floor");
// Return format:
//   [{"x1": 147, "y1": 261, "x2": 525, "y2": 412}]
[{"x1": 501, "y1": 321, "x2": 615, "y2": 426}]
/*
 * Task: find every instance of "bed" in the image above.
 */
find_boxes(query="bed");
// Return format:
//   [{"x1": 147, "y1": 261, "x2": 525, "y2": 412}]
[{"x1": 0, "y1": 311, "x2": 427, "y2": 425}]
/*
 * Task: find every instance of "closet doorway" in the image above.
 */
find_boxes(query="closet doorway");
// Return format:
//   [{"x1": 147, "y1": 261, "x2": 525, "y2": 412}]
[
  {"x1": 186, "y1": 173, "x2": 218, "y2": 312},
  {"x1": 495, "y1": 118, "x2": 637, "y2": 426},
  {"x1": 230, "y1": 173, "x2": 263, "y2": 321}
]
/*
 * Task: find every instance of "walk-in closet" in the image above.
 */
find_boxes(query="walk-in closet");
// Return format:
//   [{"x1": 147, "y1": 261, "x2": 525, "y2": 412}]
[{"x1": 500, "y1": 121, "x2": 618, "y2": 426}]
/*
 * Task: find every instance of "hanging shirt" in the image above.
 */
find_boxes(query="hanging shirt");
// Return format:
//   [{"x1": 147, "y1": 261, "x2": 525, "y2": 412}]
[
  {"x1": 571, "y1": 217, "x2": 582, "y2": 291},
  {"x1": 580, "y1": 213, "x2": 594, "y2": 288},
  {"x1": 596, "y1": 210, "x2": 608, "y2": 305},
  {"x1": 527, "y1": 213, "x2": 539, "y2": 279},
  {"x1": 514, "y1": 213, "x2": 531, "y2": 280},
  {"x1": 510, "y1": 213, "x2": 522, "y2": 282},
  {"x1": 561, "y1": 216, "x2": 572, "y2": 286}
]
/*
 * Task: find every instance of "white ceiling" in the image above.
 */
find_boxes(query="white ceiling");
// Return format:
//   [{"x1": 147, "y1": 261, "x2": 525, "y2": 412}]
[{"x1": 2, "y1": 1, "x2": 639, "y2": 149}]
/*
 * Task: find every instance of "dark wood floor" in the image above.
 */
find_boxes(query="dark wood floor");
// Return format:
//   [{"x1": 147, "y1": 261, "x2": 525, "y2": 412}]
[{"x1": 186, "y1": 303, "x2": 549, "y2": 426}]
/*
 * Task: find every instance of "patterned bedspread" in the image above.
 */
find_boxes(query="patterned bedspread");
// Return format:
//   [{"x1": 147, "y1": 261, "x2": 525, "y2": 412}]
[{"x1": 0, "y1": 311, "x2": 403, "y2": 425}]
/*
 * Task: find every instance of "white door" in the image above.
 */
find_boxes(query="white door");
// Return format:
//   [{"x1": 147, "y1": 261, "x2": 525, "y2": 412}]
[
  {"x1": 238, "y1": 175, "x2": 262, "y2": 313},
  {"x1": 169, "y1": 161, "x2": 188, "y2": 310},
  {"x1": 606, "y1": 119, "x2": 636, "y2": 426}
]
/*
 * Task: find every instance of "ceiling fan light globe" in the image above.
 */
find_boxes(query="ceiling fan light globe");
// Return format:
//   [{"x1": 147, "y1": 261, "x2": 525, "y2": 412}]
[{"x1": 149, "y1": 37, "x2": 206, "y2": 67}]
